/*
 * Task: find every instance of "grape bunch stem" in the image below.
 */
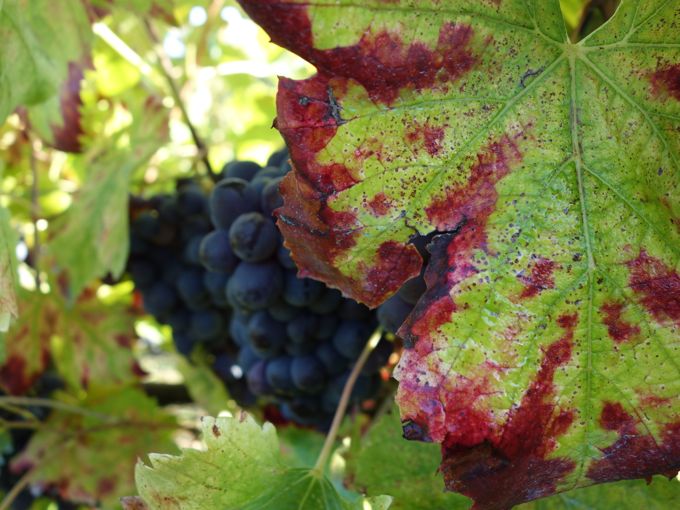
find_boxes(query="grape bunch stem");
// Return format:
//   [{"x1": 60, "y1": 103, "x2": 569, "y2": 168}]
[{"x1": 313, "y1": 327, "x2": 382, "y2": 474}]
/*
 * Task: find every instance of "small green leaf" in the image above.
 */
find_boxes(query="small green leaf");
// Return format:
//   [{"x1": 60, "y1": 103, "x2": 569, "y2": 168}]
[
  {"x1": 134, "y1": 413, "x2": 391, "y2": 510},
  {"x1": 347, "y1": 405, "x2": 472, "y2": 510},
  {"x1": 11, "y1": 387, "x2": 177, "y2": 509},
  {"x1": 51, "y1": 98, "x2": 168, "y2": 298}
]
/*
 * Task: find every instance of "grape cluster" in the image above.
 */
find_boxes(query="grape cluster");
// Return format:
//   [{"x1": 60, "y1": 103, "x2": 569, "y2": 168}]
[{"x1": 128, "y1": 149, "x2": 393, "y2": 428}]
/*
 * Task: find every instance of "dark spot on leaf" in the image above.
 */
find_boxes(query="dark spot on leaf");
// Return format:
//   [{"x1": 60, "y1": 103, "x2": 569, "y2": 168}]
[
  {"x1": 587, "y1": 404, "x2": 680, "y2": 482},
  {"x1": 212, "y1": 424, "x2": 221, "y2": 437},
  {"x1": 519, "y1": 258, "x2": 557, "y2": 299},
  {"x1": 650, "y1": 63, "x2": 680, "y2": 102},
  {"x1": 627, "y1": 251, "x2": 680, "y2": 326}
]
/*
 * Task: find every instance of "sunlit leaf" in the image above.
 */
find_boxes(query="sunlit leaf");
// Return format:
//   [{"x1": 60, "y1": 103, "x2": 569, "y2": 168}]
[
  {"x1": 51, "y1": 97, "x2": 169, "y2": 298},
  {"x1": 132, "y1": 413, "x2": 391, "y2": 510},
  {"x1": 0, "y1": 0, "x2": 92, "y2": 125},
  {"x1": 241, "y1": 1, "x2": 680, "y2": 507}
]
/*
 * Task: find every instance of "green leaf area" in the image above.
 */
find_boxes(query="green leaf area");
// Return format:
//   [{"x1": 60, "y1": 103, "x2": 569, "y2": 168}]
[
  {"x1": 12, "y1": 387, "x2": 177, "y2": 509},
  {"x1": 131, "y1": 413, "x2": 391, "y2": 510},
  {"x1": 0, "y1": 0, "x2": 91, "y2": 125},
  {"x1": 240, "y1": 1, "x2": 680, "y2": 508},
  {"x1": 348, "y1": 406, "x2": 680, "y2": 510}
]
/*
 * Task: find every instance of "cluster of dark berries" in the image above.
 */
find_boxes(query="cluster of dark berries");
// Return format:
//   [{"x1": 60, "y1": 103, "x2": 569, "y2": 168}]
[{"x1": 127, "y1": 148, "x2": 399, "y2": 428}]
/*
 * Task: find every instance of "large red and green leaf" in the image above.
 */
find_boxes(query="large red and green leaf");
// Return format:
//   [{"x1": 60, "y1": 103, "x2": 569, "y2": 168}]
[
  {"x1": 11, "y1": 387, "x2": 177, "y2": 509},
  {"x1": 240, "y1": 0, "x2": 680, "y2": 508},
  {"x1": 0, "y1": 288, "x2": 140, "y2": 394}
]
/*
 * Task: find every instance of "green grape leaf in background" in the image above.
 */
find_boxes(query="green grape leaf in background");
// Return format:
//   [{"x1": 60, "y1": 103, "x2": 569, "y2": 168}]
[
  {"x1": 0, "y1": 0, "x2": 92, "y2": 125},
  {"x1": 0, "y1": 287, "x2": 141, "y2": 394},
  {"x1": 11, "y1": 387, "x2": 177, "y2": 509},
  {"x1": 130, "y1": 413, "x2": 391, "y2": 510},
  {"x1": 240, "y1": 0, "x2": 680, "y2": 508},
  {"x1": 347, "y1": 406, "x2": 472, "y2": 510},
  {"x1": 51, "y1": 97, "x2": 169, "y2": 299},
  {"x1": 0, "y1": 203, "x2": 18, "y2": 333}
]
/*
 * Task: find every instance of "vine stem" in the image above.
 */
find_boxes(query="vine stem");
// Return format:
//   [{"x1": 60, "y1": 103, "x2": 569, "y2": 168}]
[
  {"x1": 0, "y1": 465, "x2": 36, "y2": 510},
  {"x1": 313, "y1": 328, "x2": 382, "y2": 474},
  {"x1": 0, "y1": 396, "x2": 114, "y2": 422},
  {"x1": 143, "y1": 19, "x2": 218, "y2": 180},
  {"x1": 29, "y1": 135, "x2": 42, "y2": 290}
]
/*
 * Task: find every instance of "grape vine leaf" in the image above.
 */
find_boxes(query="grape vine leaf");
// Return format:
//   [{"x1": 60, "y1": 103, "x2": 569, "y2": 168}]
[
  {"x1": 11, "y1": 387, "x2": 177, "y2": 509},
  {"x1": 0, "y1": 0, "x2": 92, "y2": 126},
  {"x1": 521, "y1": 476, "x2": 680, "y2": 509},
  {"x1": 348, "y1": 404, "x2": 680, "y2": 510},
  {"x1": 240, "y1": 1, "x2": 680, "y2": 508},
  {"x1": 50, "y1": 97, "x2": 169, "y2": 299},
  {"x1": 0, "y1": 204, "x2": 18, "y2": 334},
  {"x1": 0, "y1": 288, "x2": 141, "y2": 394},
  {"x1": 346, "y1": 406, "x2": 472, "y2": 510},
  {"x1": 130, "y1": 413, "x2": 391, "y2": 510}
]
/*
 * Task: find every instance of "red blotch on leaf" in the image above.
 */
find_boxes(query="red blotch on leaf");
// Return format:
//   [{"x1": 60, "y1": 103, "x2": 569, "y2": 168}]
[
  {"x1": 50, "y1": 60, "x2": 90, "y2": 153},
  {"x1": 601, "y1": 301, "x2": 640, "y2": 344},
  {"x1": 239, "y1": 2, "x2": 480, "y2": 106},
  {"x1": 627, "y1": 251, "x2": 680, "y2": 326},
  {"x1": 406, "y1": 121, "x2": 446, "y2": 156},
  {"x1": 275, "y1": 73, "x2": 421, "y2": 306},
  {"x1": 519, "y1": 258, "x2": 557, "y2": 299},
  {"x1": 587, "y1": 404, "x2": 680, "y2": 482},
  {"x1": 439, "y1": 313, "x2": 578, "y2": 510},
  {"x1": 0, "y1": 356, "x2": 33, "y2": 395},
  {"x1": 426, "y1": 131, "x2": 525, "y2": 238},
  {"x1": 650, "y1": 63, "x2": 680, "y2": 102},
  {"x1": 367, "y1": 192, "x2": 392, "y2": 217}
]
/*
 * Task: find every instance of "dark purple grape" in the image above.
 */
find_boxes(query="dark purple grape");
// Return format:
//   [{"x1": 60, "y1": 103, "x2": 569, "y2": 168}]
[{"x1": 229, "y1": 212, "x2": 278, "y2": 262}]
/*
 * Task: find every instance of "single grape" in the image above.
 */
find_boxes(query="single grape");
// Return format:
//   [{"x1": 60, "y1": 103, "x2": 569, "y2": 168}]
[
  {"x1": 260, "y1": 177, "x2": 284, "y2": 217},
  {"x1": 247, "y1": 360, "x2": 272, "y2": 396},
  {"x1": 209, "y1": 178, "x2": 253, "y2": 229},
  {"x1": 315, "y1": 342, "x2": 348, "y2": 376},
  {"x1": 226, "y1": 261, "x2": 283, "y2": 310},
  {"x1": 229, "y1": 212, "x2": 278, "y2": 262},
  {"x1": 247, "y1": 311, "x2": 286, "y2": 358},
  {"x1": 286, "y1": 313, "x2": 319, "y2": 344},
  {"x1": 176, "y1": 268, "x2": 210, "y2": 309},
  {"x1": 199, "y1": 230, "x2": 239, "y2": 273},
  {"x1": 283, "y1": 271, "x2": 325, "y2": 307},
  {"x1": 222, "y1": 160, "x2": 261, "y2": 181},
  {"x1": 265, "y1": 356, "x2": 295, "y2": 393},
  {"x1": 291, "y1": 355, "x2": 326, "y2": 393},
  {"x1": 332, "y1": 320, "x2": 374, "y2": 359}
]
